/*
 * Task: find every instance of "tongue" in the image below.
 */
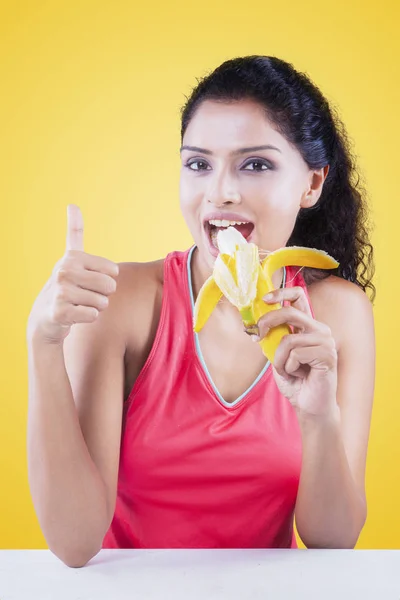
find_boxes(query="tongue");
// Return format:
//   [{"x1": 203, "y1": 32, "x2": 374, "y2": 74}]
[{"x1": 233, "y1": 223, "x2": 253, "y2": 239}]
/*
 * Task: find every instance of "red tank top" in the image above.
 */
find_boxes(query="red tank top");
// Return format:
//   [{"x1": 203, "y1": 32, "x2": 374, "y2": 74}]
[{"x1": 103, "y1": 247, "x2": 314, "y2": 549}]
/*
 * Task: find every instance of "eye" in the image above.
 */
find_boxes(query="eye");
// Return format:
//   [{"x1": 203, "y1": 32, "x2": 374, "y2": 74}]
[
  {"x1": 186, "y1": 159, "x2": 211, "y2": 171},
  {"x1": 242, "y1": 160, "x2": 271, "y2": 172}
]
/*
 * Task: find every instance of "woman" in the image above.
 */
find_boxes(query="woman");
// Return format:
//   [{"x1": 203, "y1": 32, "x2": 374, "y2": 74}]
[{"x1": 27, "y1": 56, "x2": 375, "y2": 567}]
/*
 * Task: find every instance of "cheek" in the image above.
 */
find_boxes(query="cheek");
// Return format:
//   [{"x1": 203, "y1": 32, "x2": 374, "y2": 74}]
[
  {"x1": 254, "y1": 172, "x2": 305, "y2": 219},
  {"x1": 179, "y1": 174, "x2": 201, "y2": 225},
  {"x1": 249, "y1": 176, "x2": 303, "y2": 248},
  {"x1": 179, "y1": 174, "x2": 193, "y2": 209},
  {"x1": 270, "y1": 174, "x2": 304, "y2": 203}
]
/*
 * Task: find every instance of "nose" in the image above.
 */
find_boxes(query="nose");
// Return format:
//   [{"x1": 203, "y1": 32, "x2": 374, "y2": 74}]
[{"x1": 205, "y1": 169, "x2": 241, "y2": 207}]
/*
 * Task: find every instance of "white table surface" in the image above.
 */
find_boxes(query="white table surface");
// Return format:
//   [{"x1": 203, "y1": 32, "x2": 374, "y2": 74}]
[{"x1": 0, "y1": 549, "x2": 399, "y2": 600}]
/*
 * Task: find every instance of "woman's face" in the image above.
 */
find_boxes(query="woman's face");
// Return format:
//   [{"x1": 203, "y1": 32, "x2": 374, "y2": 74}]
[{"x1": 180, "y1": 99, "x2": 326, "y2": 271}]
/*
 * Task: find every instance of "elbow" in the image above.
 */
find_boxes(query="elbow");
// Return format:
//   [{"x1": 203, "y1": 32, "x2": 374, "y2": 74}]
[
  {"x1": 64, "y1": 556, "x2": 95, "y2": 569},
  {"x1": 298, "y1": 507, "x2": 367, "y2": 550},
  {"x1": 43, "y1": 526, "x2": 104, "y2": 568},
  {"x1": 297, "y1": 495, "x2": 367, "y2": 550},
  {"x1": 300, "y1": 522, "x2": 366, "y2": 550},
  {"x1": 45, "y1": 530, "x2": 105, "y2": 568},
  {"x1": 304, "y1": 537, "x2": 359, "y2": 550},
  {"x1": 41, "y1": 507, "x2": 111, "y2": 568},
  {"x1": 299, "y1": 524, "x2": 361, "y2": 549},
  {"x1": 53, "y1": 544, "x2": 102, "y2": 568}
]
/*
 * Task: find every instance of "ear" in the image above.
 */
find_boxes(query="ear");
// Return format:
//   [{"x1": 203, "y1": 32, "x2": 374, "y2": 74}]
[{"x1": 300, "y1": 165, "x2": 329, "y2": 208}]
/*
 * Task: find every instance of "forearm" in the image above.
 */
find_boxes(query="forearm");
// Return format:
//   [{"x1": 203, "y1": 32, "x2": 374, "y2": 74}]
[
  {"x1": 294, "y1": 407, "x2": 366, "y2": 549},
  {"x1": 27, "y1": 335, "x2": 110, "y2": 567}
]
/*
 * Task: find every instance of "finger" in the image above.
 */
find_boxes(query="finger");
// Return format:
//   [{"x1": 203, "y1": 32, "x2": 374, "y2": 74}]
[
  {"x1": 258, "y1": 306, "x2": 328, "y2": 339},
  {"x1": 264, "y1": 286, "x2": 312, "y2": 317},
  {"x1": 56, "y1": 267, "x2": 117, "y2": 296},
  {"x1": 271, "y1": 364, "x2": 298, "y2": 389},
  {"x1": 273, "y1": 332, "x2": 328, "y2": 377},
  {"x1": 64, "y1": 251, "x2": 119, "y2": 279},
  {"x1": 56, "y1": 283, "x2": 110, "y2": 312},
  {"x1": 284, "y1": 345, "x2": 337, "y2": 377},
  {"x1": 66, "y1": 204, "x2": 84, "y2": 252},
  {"x1": 54, "y1": 304, "x2": 99, "y2": 326}
]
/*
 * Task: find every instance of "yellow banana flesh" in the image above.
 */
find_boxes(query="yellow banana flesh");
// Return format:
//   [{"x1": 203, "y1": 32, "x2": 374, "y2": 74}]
[{"x1": 192, "y1": 228, "x2": 339, "y2": 362}]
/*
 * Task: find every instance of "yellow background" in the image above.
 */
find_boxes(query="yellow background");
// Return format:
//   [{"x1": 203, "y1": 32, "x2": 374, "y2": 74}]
[{"x1": 0, "y1": 0, "x2": 398, "y2": 549}]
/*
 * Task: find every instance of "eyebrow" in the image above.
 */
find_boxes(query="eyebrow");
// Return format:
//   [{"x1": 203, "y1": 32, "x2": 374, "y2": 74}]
[{"x1": 180, "y1": 144, "x2": 282, "y2": 155}]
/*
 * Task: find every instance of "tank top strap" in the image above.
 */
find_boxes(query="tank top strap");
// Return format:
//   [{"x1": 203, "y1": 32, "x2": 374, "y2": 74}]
[
  {"x1": 284, "y1": 265, "x2": 315, "y2": 319},
  {"x1": 162, "y1": 246, "x2": 194, "y2": 329}
]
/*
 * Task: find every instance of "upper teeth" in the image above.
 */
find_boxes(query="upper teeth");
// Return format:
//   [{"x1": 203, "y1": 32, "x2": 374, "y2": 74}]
[{"x1": 209, "y1": 219, "x2": 249, "y2": 227}]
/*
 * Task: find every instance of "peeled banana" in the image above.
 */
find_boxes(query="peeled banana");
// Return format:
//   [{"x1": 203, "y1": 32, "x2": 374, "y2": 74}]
[{"x1": 193, "y1": 227, "x2": 339, "y2": 362}]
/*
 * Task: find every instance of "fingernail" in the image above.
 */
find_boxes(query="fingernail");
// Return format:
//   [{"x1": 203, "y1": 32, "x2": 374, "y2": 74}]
[
  {"x1": 264, "y1": 293, "x2": 273, "y2": 301},
  {"x1": 251, "y1": 335, "x2": 260, "y2": 342}
]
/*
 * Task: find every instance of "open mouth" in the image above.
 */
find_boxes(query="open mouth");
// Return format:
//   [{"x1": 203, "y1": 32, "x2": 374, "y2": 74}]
[{"x1": 204, "y1": 219, "x2": 255, "y2": 250}]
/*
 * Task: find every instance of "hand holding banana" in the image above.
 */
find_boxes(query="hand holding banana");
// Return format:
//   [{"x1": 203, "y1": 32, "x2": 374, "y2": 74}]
[{"x1": 193, "y1": 227, "x2": 339, "y2": 363}]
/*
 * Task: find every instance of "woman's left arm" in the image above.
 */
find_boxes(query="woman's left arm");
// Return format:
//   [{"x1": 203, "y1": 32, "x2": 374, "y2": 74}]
[{"x1": 258, "y1": 277, "x2": 375, "y2": 548}]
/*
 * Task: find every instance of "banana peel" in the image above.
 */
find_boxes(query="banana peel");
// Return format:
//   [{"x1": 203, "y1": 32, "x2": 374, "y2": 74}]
[{"x1": 193, "y1": 227, "x2": 339, "y2": 363}]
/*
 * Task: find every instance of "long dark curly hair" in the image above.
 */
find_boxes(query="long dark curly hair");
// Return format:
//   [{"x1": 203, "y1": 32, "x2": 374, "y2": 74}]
[{"x1": 180, "y1": 56, "x2": 375, "y2": 301}]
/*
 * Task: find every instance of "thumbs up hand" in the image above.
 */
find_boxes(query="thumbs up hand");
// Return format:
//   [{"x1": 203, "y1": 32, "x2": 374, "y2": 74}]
[{"x1": 27, "y1": 205, "x2": 120, "y2": 345}]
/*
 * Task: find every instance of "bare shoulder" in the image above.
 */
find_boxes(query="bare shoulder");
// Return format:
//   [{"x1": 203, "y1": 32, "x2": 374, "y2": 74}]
[
  {"x1": 307, "y1": 275, "x2": 374, "y2": 352},
  {"x1": 115, "y1": 259, "x2": 164, "y2": 306},
  {"x1": 111, "y1": 258, "x2": 164, "y2": 344}
]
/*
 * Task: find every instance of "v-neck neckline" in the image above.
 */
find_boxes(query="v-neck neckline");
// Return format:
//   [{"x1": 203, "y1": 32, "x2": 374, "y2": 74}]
[{"x1": 186, "y1": 246, "x2": 287, "y2": 409}]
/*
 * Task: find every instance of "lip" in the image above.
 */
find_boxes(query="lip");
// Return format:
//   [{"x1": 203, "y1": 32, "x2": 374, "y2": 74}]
[{"x1": 202, "y1": 212, "x2": 255, "y2": 258}]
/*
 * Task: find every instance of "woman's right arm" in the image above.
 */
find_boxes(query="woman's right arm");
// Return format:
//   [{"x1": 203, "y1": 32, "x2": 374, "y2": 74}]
[{"x1": 27, "y1": 205, "x2": 125, "y2": 568}]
